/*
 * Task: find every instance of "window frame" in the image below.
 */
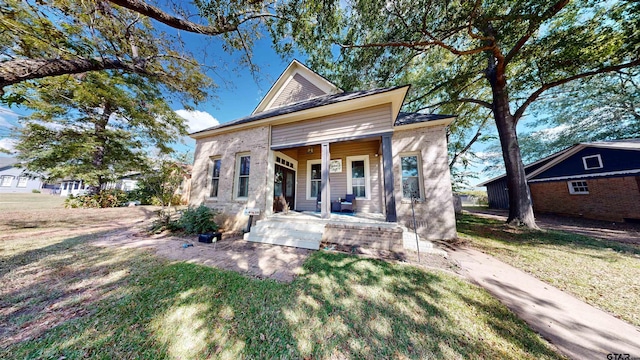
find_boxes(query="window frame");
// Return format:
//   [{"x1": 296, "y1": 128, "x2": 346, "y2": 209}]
[
  {"x1": 346, "y1": 155, "x2": 371, "y2": 200},
  {"x1": 568, "y1": 180, "x2": 589, "y2": 194},
  {"x1": 306, "y1": 159, "x2": 322, "y2": 200},
  {"x1": 1, "y1": 175, "x2": 14, "y2": 187},
  {"x1": 399, "y1": 152, "x2": 425, "y2": 200},
  {"x1": 582, "y1": 154, "x2": 603, "y2": 170},
  {"x1": 234, "y1": 153, "x2": 251, "y2": 200},
  {"x1": 17, "y1": 176, "x2": 28, "y2": 188},
  {"x1": 209, "y1": 156, "x2": 222, "y2": 198}
]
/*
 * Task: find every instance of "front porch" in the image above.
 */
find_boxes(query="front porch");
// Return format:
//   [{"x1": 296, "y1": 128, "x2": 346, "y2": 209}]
[
  {"x1": 269, "y1": 135, "x2": 396, "y2": 222},
  {"x1": 244, "y1": 211, "x2": 439, "y2": 253}
]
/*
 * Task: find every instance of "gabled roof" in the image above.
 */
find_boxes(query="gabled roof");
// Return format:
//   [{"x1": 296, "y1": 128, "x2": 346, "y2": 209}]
[
  {"x1": 0, "y1": 157, "x2": 18, "y2": 170},
  {"x1": 525, "y1": 139, "x2": 640, "y2": 179},
  {"x1": 252, "y1": 60, "x2": 341, "y2": 114},
  {"x1": 477, "y1": 139, "x2": 640, "y2": 186},
  {"x1": 190, "y1": 86, "x2": 410, "y2": 138}
]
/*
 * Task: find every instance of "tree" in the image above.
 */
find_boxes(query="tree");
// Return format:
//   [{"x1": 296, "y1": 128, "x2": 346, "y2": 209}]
[
  {"x1": 519, "y1": 70, "x2": 640, "y2": 161},
  {"x1": 0, "y1": 0, "x2": 277, "y2": 95},
  {"x1": 14, "y1": 71, "x2": 188, "y2": 193},
  {"x1": 273, "y1": 0, "x2": 640, "y2": 227}
]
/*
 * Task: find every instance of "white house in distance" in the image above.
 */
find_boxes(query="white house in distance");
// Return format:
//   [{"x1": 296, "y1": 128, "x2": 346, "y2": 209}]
[
  {"x1": 189, "y1": 60, "x2": 457, "y2": 250},
  {"x1": 0, "y1": 157, "x2": 43, "y2": 194}
]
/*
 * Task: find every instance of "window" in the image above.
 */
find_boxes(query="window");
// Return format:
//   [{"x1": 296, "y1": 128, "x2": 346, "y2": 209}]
[
  {"x1": 307, "y1": 160, "x2": 322, "y2": 199},
  {"x1": 17, "y1": 176, "x2": 28, "y2": 188},
  {"x1": 347, "y1": 155, "x2": 370, "y2": 199},
  {"x1": 401, "y1": 154, "x2": 423, "y2": 199},
  {"x1": 209, "y1": 157, "x2": 221, "y2": 198},
  {"x1": 74, "y1": 182, "x2": 79, "y2": 190},
  {"x1": 1, "y1": 175, "x2": 14, "y2": 187},
  {"x1": 568, "y1": 180, "x2": 589, "y2": 194},
  {"x1": 582, "y1": 154, "x2": 603, "y2": 170},
  {"x1": 235, "y1": 154, "x2": 250, "y2": 199}
]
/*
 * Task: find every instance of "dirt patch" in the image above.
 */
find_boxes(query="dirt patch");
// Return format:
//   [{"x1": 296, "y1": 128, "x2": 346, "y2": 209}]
[
  {"x1": 92, "y1": 229, "x2": 313, "y2": 283},
  {"x1": 465, "y1": 208, "x2": 640, "y2": 245}
]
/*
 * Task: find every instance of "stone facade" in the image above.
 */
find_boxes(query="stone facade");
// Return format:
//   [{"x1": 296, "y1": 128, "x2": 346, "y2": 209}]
[
  {"x1": 530, "y1": 176, "x2": 640, "y2": 222},
  {"x1": 391, "y1": 126, "x2": 457, "y2": 240},
  {"x1": 191, "y1": 126, "x2": 271, "y2": 231}
]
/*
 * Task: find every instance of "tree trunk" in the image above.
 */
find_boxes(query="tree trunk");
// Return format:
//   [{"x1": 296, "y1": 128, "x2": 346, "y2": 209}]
[
  {"x1": 486, "y1": 57, "x2": 538, "y2": 228},
  {"x1": 88, "y1": 104, "x2": 113, "y2": 195}
]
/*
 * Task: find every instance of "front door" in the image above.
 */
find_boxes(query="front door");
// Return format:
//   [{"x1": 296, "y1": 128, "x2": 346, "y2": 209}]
[{"x1": 274, "y1": 165, "x2": 295, "y2": 212}]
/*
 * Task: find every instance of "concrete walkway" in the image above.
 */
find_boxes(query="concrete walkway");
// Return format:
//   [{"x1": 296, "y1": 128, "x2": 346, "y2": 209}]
[{"x1": 448, "y1": 246, "x2": 640, "y2": 360}]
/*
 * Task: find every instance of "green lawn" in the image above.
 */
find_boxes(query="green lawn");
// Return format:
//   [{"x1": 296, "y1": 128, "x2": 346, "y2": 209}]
[
  {"x1": 457, "y1": 213, "x2": 640, "y2": 328},
  {"x1": 0, "y1": 232, "x2": 563, "y2": 359},
  {"x1": 0, "y1": 193, "x2": 64, "y2": 211}
]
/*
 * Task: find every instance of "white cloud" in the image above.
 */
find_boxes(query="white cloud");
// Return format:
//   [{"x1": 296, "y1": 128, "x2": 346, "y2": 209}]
[
  {"x1": 0, "y1": 116, "x2": 11, "y2": 128},
  {"x1": 0, "y1": 138, "x2": 17, "y2": 153},
  {"x1": 175, "y1": 110, "x2": 219, "y2": 133},
  {"x1": 0, "y1": 106, "x2": 18, "y2": 129}
]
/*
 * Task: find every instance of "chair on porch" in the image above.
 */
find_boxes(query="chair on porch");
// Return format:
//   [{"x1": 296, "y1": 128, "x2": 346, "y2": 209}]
[
  {"x1": 340, "y1": 194, "x2": 355, "y2": 213},
  {"x1": 316, "y1": 192, "x2": 322, "y2": 212}
]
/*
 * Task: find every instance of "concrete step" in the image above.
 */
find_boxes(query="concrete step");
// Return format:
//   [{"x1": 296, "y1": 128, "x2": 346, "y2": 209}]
[
  {"x1": 252, "y1": 220, "x2": 325, "y2": 233},
  {"x1": 244, "y1": 232, "x2": 321, "y2": 250},
  {"x1": 248, "y1": 227, "x2": 323, "y2": 241}
]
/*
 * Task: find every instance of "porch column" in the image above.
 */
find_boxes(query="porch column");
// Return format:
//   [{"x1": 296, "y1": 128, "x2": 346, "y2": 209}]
[
  {"x1": 321, "y1": 142, "x2": 331, "y2": 218},
  {"x1": 381, "y1": 134, "x2": 397, "y2": 222}
]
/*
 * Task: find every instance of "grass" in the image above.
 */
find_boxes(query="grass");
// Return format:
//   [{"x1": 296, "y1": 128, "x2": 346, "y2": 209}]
[
  {"x1": 457, "y1": 213, "x2": 640, "y2": 328},
  {"x1": 0, "y1": 193, "x2": 65, "y2": 211},
  {"x1": 0, "y1": 224, "x2": 563, "y2": 359}
]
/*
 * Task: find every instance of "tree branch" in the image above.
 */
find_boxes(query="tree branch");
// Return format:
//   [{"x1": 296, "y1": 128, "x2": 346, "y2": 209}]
[
  {"x1": 106, "y1": 0, "x2": 232, "y2": 34},
  {"x1": 106, "y1": 0, "x2": 270, "y2": 35},
  {"x1": 0, "y1": 57, "x2": 149, "y2": 93},
  {"x1": 504, "y1": 0, "x2": 569, "y2": 65},
  {"x1": 340, "y1": 41, "x2": 492, "y2": 56},
  {"x1": 513, "y1": 58, "x2": 640, "y2": 123},
  {"x1": 458, "y1": 98, "x2": 493, "y2": 109},
  {"x1": 449, "y1": 114, "x2": 489, "y2": 169}
]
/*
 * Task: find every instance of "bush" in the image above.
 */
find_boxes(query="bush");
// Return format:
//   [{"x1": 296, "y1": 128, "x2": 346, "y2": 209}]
[
  {"x1": 178, "y1": 205, "x2": 219, "y2": 234},
  {"x1": 64, "y1": 190, "x2": 129, "y2": 208},
  {"x1": 31, "y1": 189, "x2": 41, "y2": 193}
]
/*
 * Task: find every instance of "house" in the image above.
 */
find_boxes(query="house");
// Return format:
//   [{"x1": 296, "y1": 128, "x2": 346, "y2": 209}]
[
  {"x1": 189, "y1": 60, "x2": 457, "y2": 247},
  {"x1": 0, "y1": 157, "x2": 44, "y2": 193},
  {"x1": 58, "y1": 174, "x2": 140, "y2": 197},
  {"x1": 479, "y1": 139, "x2": 640, "y2": 222}
]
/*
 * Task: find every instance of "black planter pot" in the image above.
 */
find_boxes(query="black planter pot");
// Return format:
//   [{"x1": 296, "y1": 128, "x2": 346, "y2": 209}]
[{"x1": 198, "y1": 232, "x2": 222, "y2": 244}]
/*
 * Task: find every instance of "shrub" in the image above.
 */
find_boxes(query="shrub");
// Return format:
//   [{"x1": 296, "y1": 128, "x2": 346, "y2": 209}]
[
  {"x1": 179, "y1": 205, "x2": 219, "y2": 234},
  {"x1": 31, "y1": 189, "x2": 41, "y2": 193},
  {"x1": 64, "y1": 190, "x2": 129, "y2": 208}
]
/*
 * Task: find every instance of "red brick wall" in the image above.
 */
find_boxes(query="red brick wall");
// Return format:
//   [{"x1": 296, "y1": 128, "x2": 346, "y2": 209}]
[{"x1": 530, "y1": 176, "x2": 640, "y2": 222}]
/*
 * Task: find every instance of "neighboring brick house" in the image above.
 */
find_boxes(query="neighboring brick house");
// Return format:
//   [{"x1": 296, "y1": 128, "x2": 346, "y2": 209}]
[
  {"x1": 479, "y1": 140, "x2": 640, "y2": 222},
  {"x1": 189, "y1": 60, "x2": 457, "y2": 242}
]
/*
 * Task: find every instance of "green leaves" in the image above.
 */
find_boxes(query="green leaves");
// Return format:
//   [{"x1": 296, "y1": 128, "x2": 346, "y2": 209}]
[{"x1": 14, "y1": 71, "x2": 183, "y2": 187}]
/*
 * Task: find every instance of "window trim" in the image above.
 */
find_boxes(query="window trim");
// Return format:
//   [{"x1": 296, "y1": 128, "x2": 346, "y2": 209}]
[
  {"x1": 233, "y1": 153, "x2": 251, "y2": 200},
  {"x1": 399, "y1": 152, "x2": 425, "y2": 200},
  {"x1": 1, "y1": 175, "x2": 14, "y2": 187},
  {"x1": 568, "y1": 180, "x2": 589, "y2": 194},
  {"x1": 346, "y1": 155, "x2": 371, "y2": 200},
  {"x1": 17, "y1": 176, "x2": 28, "y2": 188},
  {"x1": 306, "y1": 159, "x2": 322, "y2": 200},
  {"x1": 582, "y1": 154, "x2": 603, "y2": 170},
  {"x1": 208, "y1": 156, "x2": 222, "y2": 198}
]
